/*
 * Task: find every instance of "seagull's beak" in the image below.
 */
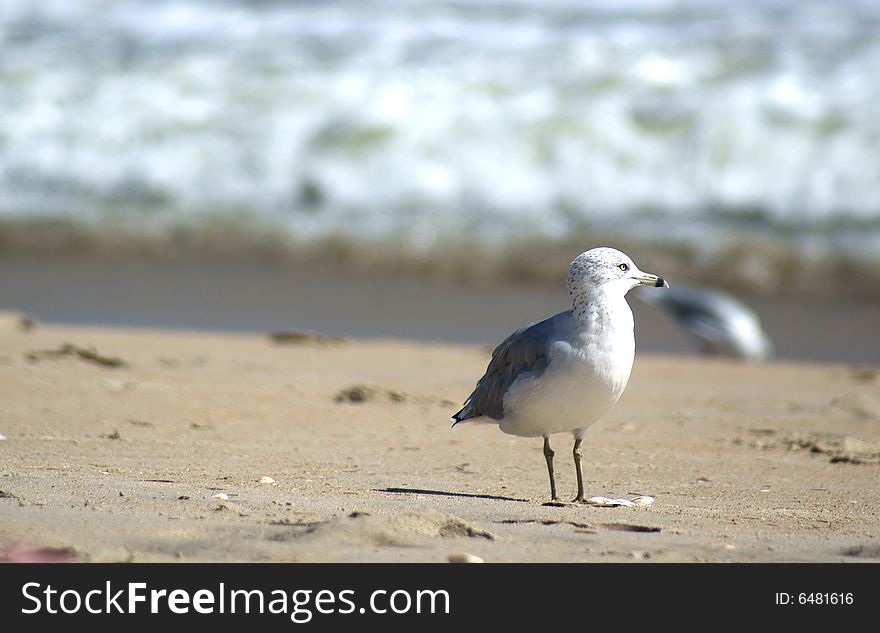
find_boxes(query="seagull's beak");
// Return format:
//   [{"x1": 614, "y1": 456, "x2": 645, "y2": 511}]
[{"x1": 635, "y1": 272, "x2": 669, "y2": 288}]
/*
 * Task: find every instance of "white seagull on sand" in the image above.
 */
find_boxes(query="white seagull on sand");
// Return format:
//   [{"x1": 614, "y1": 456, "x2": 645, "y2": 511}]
[{"x1": 451, "y1": 247, "x2": 668, "y2": 502}]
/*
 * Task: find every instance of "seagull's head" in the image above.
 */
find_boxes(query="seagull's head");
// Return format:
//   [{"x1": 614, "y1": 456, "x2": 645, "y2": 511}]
[{"x1": 567, "y1": 247, "x2": 669, "y2": 301}]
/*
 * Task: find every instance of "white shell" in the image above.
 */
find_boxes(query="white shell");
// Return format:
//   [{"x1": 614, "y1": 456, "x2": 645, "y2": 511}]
[
  {"x1": 259, "y1": 476, "x2": 276, "y2": 484},
  {"x1": 586, "y1": 496, "x2": 635, "y2": 507},
  {"x1": 212, "y1": 493, "x2": 230, "y2": 500}
]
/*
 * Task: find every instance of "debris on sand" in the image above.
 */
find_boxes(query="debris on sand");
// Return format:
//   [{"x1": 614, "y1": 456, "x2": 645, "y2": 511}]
[
  {"x1": 386, "y1": 390, "x2": 407, "y2": 403},
  {"x1": 335, "y1": 384, "x2": 377, "y2": 403},
  {"x1": 437, "y1": 518, "x2": 494, "y2": 540},
  {"x1": 25, "y1": 343, "x2": 127, "y2": 368},
  {"x1": 333, "y1": 384, "x2": 407, "y2": 404},
  {"x1": 19, "y1": 315, "x2": 37, "y2": 331},
  {"x1": 783, "y1": 433, "x2": 880, "y2": 465},
  {"x1": 0, "y1": 311, "x2": 37, "y2": 333},
  {"x1": 270, "y1": 330, "x2": 348, "y2": 346},
  {"x1": 848, "y1": 366, "x2": 879, "y2": 383},
  {"x1": 602, "y1": 523, "x2": 662, "y2": 533},
  {"x1": 293, "y1": 510, "x2": 495, "y2": 548},
  {"x1": 496, "y1": 518, "x2": 596, "y2": 532},
  {"x1": 738, "y1": 428, "x2": 880, "y2": 465},
  {"x1": 448, "y1": 552, "x2": 484, "y2": 563}
]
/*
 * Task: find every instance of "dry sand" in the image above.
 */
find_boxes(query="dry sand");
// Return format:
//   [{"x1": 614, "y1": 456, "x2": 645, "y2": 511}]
[{"x1": 1, "y1": 315, "x2": 878, "y2": 562}]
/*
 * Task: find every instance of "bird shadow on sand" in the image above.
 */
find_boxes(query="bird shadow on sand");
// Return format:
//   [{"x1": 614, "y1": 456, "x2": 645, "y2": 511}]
[{"x1": 376, "y1": 487, "x2": 529, "y2": 503}]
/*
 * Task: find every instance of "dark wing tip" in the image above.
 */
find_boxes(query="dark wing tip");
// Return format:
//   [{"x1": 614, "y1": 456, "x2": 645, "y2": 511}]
[{"x1": 450, "y1": 409, "x2": 466, "y2": 426}]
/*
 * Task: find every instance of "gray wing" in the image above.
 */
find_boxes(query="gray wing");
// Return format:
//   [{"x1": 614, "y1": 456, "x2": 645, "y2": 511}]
[{"x1": 452, "y1": 311, "x2": 571, "y2": 423}]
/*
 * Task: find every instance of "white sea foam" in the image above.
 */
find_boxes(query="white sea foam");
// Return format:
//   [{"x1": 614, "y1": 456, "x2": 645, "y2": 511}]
[{"x1": 1, "y1": 0, "x2": 879, "y2": 258}]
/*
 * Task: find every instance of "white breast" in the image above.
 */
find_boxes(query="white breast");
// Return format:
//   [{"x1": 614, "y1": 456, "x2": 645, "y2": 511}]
[{"x1": 499, "y1": 293, "x2": 635, "y2": 438}]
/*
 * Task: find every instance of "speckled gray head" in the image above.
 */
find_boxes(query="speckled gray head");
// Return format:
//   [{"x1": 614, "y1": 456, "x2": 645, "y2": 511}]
[{"x1": 567, "y1": 247, "x2": 668, "y2": 301}]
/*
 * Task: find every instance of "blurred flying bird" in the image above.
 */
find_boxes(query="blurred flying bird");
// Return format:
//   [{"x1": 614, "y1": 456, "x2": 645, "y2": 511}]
[{"x1": 637, "y1": 284, "x2": 773, "y2": 361}]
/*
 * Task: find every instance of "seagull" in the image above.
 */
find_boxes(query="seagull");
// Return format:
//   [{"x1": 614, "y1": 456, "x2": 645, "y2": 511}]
[
  {"x1": 637, "y1": 284, "x2": 773, "y2": 361},
  {"x1": 451, "y1": 247, "x2": 668, "y2": 502}
]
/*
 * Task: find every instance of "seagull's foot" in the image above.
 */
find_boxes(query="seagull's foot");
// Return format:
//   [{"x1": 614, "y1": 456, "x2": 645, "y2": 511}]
[
  {"x1": 542, "y1": 499, "x2": 574, "y2": 508},
  {"x1": 572, "y1": 494, "x2": 586, "y2": 503}
]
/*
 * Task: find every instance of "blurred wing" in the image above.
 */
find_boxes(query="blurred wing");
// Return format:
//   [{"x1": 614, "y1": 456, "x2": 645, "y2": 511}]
[
  {"x1": 643, "y1": 284, "x2": 773, "y2": 359},
  {"x1": 680, "y1": 313, "x2": 731, "y2": 346}
]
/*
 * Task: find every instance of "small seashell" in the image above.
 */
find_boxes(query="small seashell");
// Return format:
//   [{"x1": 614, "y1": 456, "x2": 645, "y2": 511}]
[
  {"x1": 259, "y1": 476, "x2": 275, "y2": 484},
  {"x1": 586, "y1": 496, "x2": 636, "y2": 507},
  {"x1": 0, "y1": 433, "x2": 7, "y2": 441},
  {"x1": 631, "y1": 496, "x2": 655, "y2": 507},
  {"x1": 448, "y1": 552, "x2": 483, "y2": 564},
  {"x1": 212, "y1": 493, "x2": 229, "y2": 501},
  {"x1": 585, "y1": 496, "x2": 612, "y2": 506}
]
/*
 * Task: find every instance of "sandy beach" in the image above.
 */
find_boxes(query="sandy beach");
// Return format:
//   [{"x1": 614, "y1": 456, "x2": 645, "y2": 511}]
[
  {"x1": 3, "y1": 0, "x2": 880, "y2": 571},
  {"x1": 1, "y1": 315, "x2": 878, "y2": 563}
]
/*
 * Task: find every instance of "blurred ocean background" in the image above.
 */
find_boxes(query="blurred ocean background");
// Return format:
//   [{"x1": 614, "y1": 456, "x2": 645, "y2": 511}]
[
  {"x1": 2, "y1": 0, "x2": 880, "y2": 289},
  {"x1": 0, "y1": 0, "x2": 879, "y2": 361}
]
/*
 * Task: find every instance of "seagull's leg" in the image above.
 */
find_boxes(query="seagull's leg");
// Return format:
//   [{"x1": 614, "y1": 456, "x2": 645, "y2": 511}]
[
  {"x1": 572, "y1": 438, "x2": 585, "y2": 502},
  {"x1": 542, "y1": 436, "x2": 558, "y2": 501}
]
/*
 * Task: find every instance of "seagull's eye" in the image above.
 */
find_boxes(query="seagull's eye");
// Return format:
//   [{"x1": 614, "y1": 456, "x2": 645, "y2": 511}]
[{"x1": 618, "y1": 263, "x2": 629, "y2": 272}]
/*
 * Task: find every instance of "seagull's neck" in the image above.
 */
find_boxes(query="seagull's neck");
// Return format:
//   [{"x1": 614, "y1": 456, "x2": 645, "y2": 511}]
[{"x1": 570, "y1": 287, "x2": 634, "y2": 337}]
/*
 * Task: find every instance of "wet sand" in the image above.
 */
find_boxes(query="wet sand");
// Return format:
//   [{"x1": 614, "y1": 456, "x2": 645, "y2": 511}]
[
  {"x1": 1, "y1": 252, "x2": 879, "y2": 363},
  {"x1": 1, "y1": 317, "x2": 878, "y2": 562}
]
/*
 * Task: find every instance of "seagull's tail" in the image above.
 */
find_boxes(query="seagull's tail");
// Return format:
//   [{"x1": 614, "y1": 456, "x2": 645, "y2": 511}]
[
  {"x1": 450, "y1": 409, "x2": 469, "y2": 427},
  {"x1": 451, "y1": 401, "x2": 494, "y2": 428},
  {"x1": 450, "y1": 401, "x2": 475, "y2": 427}
]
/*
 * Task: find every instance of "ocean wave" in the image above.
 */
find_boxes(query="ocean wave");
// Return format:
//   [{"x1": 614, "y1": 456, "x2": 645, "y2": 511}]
[{"x1": 1, "y1": 0, "x2": 879, "y2": 283}]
